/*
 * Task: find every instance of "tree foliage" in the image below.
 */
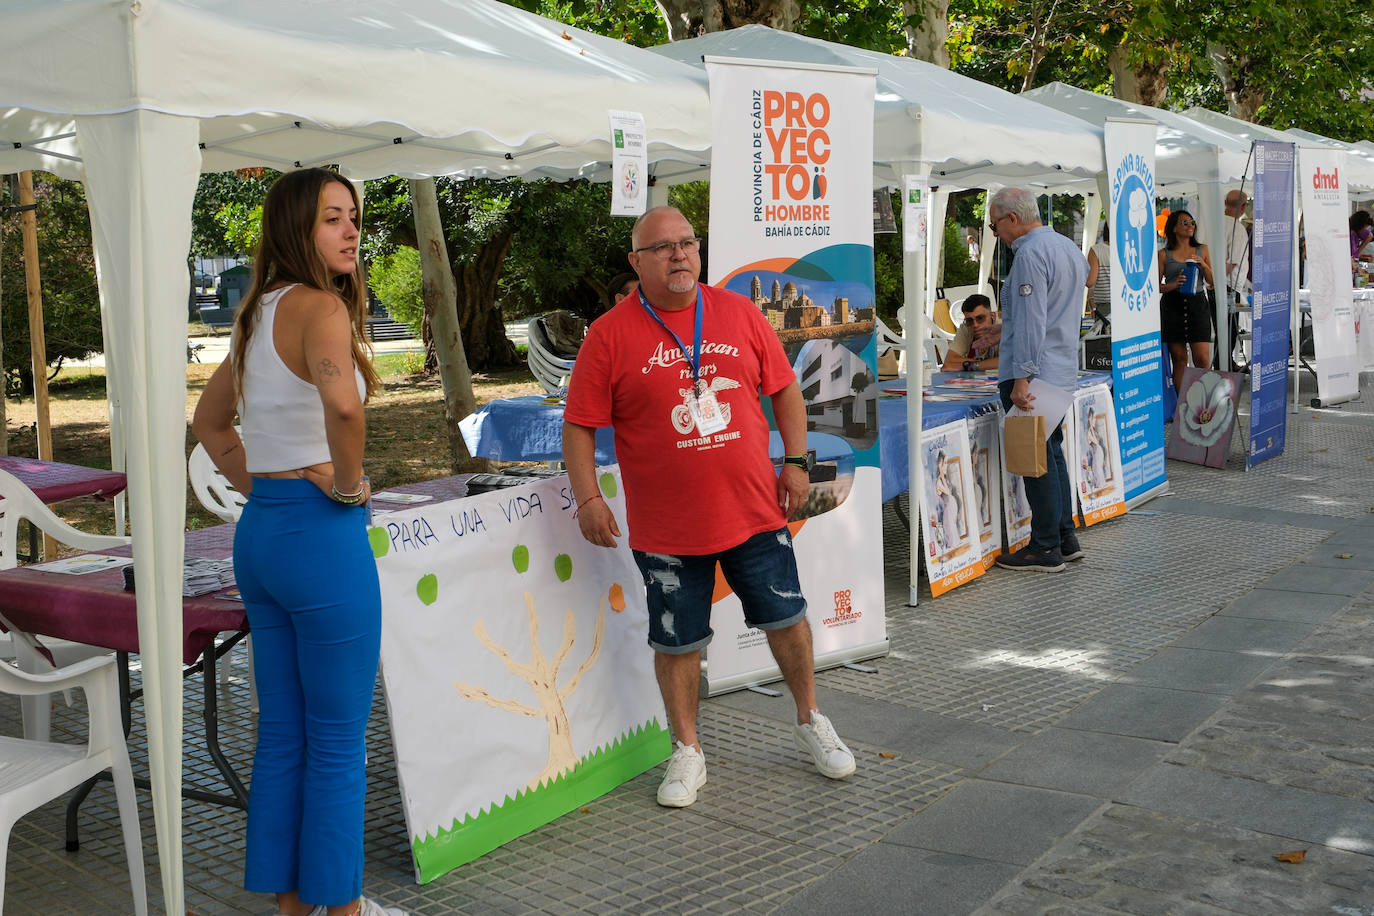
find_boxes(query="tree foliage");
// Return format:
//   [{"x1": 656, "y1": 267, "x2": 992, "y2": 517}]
[{"x1": 1, "y1": 175, "x2": 105, "y2": 394}]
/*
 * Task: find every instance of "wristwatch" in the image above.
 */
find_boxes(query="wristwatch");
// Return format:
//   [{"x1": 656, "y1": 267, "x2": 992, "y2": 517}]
[{"x1": 783, "y1": 453, "x2": 814, "y2": 472}]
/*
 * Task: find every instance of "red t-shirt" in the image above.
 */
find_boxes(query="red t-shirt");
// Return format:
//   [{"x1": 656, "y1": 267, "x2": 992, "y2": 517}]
[{"x1": 565, "y1": 284, "x2": 797, "y2": 554}]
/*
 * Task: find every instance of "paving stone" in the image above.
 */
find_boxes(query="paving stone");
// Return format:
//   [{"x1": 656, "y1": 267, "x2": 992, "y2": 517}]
[
  {"x1": 1262, "y1": 564, "x2": 1374, "y2": 596},
  {"x1": 885, "y1": 780, "x2": 1103, "y2": 866},
  {"x1": 1056, "y1": 684, "x2": 1229, "y2": 741},
  {"x1": 779, "y1": 845, "x2": 1020, "y2": 916},
  {"x1": 977, "y1": 728, "x2": 1172, "y2": 797},
  {"x1": 1121, "y1": 647, "x2": 1280, "y2": 695},
  {"x1": 1169, "y1": 615, "x2": 1315, "y2": 653},
  {"x1": 1218, "y1": 587, "x2": 1353, "y2": 623}
]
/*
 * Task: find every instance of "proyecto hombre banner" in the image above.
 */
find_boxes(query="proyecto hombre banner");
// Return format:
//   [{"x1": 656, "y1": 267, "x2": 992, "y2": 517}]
[
  {"x1": 702, "y1": 57, "x2": 886, "y2": 695},
  {"x1": 1105, "y1": 118, "x2": 1168, "y2": 504},
  {"x1": 373, "y1": 470, "x2": 669, "y2": 883}
]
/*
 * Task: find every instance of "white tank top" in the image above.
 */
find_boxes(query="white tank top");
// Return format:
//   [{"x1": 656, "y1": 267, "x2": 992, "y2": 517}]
[{"x1": 236, "y1": 285, "x2": 367, "y2": 473}]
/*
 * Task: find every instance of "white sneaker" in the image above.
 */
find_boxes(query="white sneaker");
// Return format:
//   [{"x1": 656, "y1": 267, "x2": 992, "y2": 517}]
[
  {"x1": 357, "y1": 897, "x2": 410, "y2": 916},
  {"x1": 656, "y1": 741, "x2": 707, "y2": 807},
  {"x1": 794, "y1": 711, "x2": 856, "y2": 779}
]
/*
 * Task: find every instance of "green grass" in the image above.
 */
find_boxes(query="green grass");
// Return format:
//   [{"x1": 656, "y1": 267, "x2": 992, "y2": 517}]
[{"x1": 412, "y1": 719, "x2": 670, "y2": 883}]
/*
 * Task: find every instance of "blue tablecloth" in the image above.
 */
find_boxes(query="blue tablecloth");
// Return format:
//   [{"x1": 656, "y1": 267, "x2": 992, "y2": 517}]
[
  {"x1": 878, "y1": 372, "x2": 1112, "y2": 502},
  {"x1": 460, "y1": 396, "x2": 855, "y2": 466}
]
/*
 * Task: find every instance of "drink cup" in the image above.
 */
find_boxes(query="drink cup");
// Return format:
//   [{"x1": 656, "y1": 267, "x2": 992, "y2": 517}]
[{"x1": 1181, "y1": 261, "x2": 1200, "y2": 295}]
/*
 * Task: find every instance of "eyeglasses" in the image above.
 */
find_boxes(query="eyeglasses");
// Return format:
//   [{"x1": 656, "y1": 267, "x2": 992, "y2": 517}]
[
  {"x1": 988, "y1": 213, "x2": 1012, "y2": 231},
  {"x1": 634, "y1": 237, "x2": 701, "y2": 259},
  {"x1": 1178, "y1": 219, "x2": 1195, "y2": 227}
]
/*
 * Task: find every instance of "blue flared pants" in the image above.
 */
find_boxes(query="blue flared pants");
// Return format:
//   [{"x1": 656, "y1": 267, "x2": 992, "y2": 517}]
[{"x1": 234, "y1": 477, "x2": 381, "y2": 907}]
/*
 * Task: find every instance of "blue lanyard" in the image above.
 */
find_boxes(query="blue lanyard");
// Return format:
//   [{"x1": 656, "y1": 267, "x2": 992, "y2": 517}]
[{"x1": 640, "y1": 287, "x2": 704, "y2": 386}]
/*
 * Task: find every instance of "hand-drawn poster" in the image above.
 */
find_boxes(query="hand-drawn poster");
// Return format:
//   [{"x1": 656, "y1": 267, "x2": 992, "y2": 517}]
[
  {"x1": 919, "y1": 419, "x2": 984, "y2": 596},
  {"x1": 966, "y1": 410, "x2": 1004, "y2": 569},
  {"x1": 1073, "y1": 383, "x2": 1127, "y2": 525},
  {"x1": 373, "y1": 469, "x2": 669, "y2": 883}
]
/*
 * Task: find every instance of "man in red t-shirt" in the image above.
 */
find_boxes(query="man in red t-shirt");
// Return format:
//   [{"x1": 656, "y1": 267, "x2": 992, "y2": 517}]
[{"x1": 563, "y1": 206, "x2": 855, "y2": 808}]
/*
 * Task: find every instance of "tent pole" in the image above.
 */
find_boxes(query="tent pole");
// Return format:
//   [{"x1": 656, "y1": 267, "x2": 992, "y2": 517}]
[{"x1": 18, "y1": 171, "x2": 56, "y2": 557}]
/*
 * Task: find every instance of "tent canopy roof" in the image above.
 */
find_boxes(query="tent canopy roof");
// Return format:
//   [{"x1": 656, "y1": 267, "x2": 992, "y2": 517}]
[
  {"x1": 0, "y1": 0, "x2": 713, "y2": 182},
  {"x1": 1025, "y1": 83, "x2": 1252, "y2": 189},
  {"x1": 1186, "y1": 107, "x2": 1374, "y2": 192},
  {"x1": 650, "y1": 24, "x2": 1104, "y2": 192}
]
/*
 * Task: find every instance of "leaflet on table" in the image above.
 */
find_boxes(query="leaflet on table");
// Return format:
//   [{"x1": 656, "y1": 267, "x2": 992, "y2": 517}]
[
  {"x1": 371, "y1": 491, "x2": 434, "y2": 504},
  {"x1": 919, "y1": 419, "x2": 985, "y2": 596},
  {"x1": 36, "y1": 554, "x2": 134, "y2": 575}
]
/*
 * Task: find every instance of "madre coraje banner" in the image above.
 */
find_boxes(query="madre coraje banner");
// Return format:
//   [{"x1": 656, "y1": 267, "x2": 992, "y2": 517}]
[
  {"x1": 703, "y1": 57, "x2": 886, "y2": 695},
  {"x1": 1248, "y1": 140, "x2": 1295, "y2": 468},
  {"x1": 373, "y1": 470, "x2": 669, "y2": 883},
  {"x1": 1105, "y1": 118, "x2": 1168, "y2": 504}
]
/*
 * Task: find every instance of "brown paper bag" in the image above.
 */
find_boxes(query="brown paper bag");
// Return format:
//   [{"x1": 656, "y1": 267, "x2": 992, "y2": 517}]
[{"x1": 1004, "y1": 414, "x2": 1047, "y2": 478}]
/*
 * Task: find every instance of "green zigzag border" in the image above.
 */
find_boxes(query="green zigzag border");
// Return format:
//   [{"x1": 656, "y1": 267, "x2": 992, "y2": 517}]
[{"x1": 412, "y1": 719, "x2": 671, "y2": 883}]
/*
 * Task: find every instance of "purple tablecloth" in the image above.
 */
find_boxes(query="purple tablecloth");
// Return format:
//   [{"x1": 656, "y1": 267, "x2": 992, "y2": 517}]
[{"x1": 0, "y1": 455, "x2": 127, "y2": 503}]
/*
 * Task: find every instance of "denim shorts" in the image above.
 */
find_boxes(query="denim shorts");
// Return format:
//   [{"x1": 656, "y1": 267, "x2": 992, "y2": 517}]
[{"x1": 632, "y1": 526, "x2": 808, "y2": 654}]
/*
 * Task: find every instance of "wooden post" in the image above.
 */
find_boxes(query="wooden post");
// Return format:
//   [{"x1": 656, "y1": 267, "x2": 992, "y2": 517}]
[{"x1": 18, "y1": 171, "x2": 56, "y2": 557}]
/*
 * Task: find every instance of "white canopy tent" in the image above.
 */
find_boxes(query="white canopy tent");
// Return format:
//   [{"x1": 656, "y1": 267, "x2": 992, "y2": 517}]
[
  {"x1": 1025, "y1": 82, "x2": 1257, "y2": 359},
  {"x1": 650, "y1": 26, "x2": 1108, "y2": 606},
  {"x1": 1285, "y1": 128, "x2": 1374, "y2": 191},
  {"x1": 0, "y1": 0, "x2": 713, "y2": 910}
]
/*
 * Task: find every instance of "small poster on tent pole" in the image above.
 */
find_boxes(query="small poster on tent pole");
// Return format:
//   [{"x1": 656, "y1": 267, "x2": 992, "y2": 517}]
[{"x1": 608, "y1": 110, "x2": 648, "y2": 217}]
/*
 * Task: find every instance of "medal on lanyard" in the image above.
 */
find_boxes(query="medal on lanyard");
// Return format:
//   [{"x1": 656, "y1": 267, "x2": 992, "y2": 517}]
[{"x1": 641, "y1": 289, "x2": 727, "y2": 435}]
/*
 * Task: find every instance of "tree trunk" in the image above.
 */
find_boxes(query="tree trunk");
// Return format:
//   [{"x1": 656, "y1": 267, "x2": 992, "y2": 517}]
[
  {"x1": 408, "y1": 178, "x2": 484, "y2": 474},
  {"x1": 452, "y1": 231, "x2": 519, "y2": 374},
  {"x1": 903, "y1": 1, "x2": 949, "y2": 68},
  {"x1": 1108, "y1": 46, "x2": 1170, "y2": 107},
  {"x1": 655, "y1": 0, "x2": 800, "y2": 40},
  {"x1": 1207, "y1": 44, "x2": 1265, "y2": 121}
]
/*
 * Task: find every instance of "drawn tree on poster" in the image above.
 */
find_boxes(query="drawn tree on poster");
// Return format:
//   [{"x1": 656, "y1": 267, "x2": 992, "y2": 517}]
[{"x1": 452, "y1": 547, "x2": 622, "y2": 790}]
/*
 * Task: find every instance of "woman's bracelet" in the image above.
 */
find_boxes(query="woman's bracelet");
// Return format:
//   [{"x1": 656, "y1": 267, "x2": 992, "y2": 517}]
[
  {"x1": 331, "y1": 475, "x2": 369, "y2": 505},
  {"x1": 574, "y1": 493, "x2": 604, "y2": 518}
]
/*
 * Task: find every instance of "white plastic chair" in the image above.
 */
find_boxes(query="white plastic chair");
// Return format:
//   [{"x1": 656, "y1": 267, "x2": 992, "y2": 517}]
[
  {"x1": 0, "y1": 469, "x2": 130, "y2": 740},
  {"x1": 187, "y1": 442, "x2": 255, "y2": 706},
  {"x1": 922, "y1": 338, "x2": 948, "y2": 373},
  {"x1": 874, "y1": 316, "x2": 907, "y2": 376},
  {"x1": 526, "y1": 316, "x2": 577, "y2": 393},
  {"x1": 189, "y1": 440, "x2": 247, "y2": 523},
  {"x1": 0, "y1": 653, "x2": 148, "y2": 915}
]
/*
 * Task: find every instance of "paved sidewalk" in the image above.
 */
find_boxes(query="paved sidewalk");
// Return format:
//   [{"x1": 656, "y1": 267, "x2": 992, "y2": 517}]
[{"x1": 3, "y1": 379, "x2": 1372, "y2": 915}]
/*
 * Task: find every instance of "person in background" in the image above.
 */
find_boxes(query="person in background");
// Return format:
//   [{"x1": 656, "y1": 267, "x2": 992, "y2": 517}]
[
  {"x1": 192, "y1": 168, "x2": 404, "y2": 916},
  {"x1": 940, "y1": 294, "x2": 1000, "y2": 372},
  {"x1": 1350, "y1": 210, "x2": 1373, "y2": 261},
  {"x1": 1224, "y1": 190, "x2": 1251, "y2": 300},
  {"x1": 1157, "y1": 209, "x2": 1215, "y2": 397},
  {"x1": 563, "y1": 206, "x2": 856, "y2": 809},
  {"x1": 609, "y1": 271, "x2": 639, "y2": 304},
  {"x1": 987, "y1": 187, "x2": 1088, "y2": 573},
  {"x1": 1085, "y1": 223, "x2": 1111, "y2": 322}
]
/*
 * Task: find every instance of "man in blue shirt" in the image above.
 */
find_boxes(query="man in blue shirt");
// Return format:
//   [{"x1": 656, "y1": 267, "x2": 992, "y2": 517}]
[{"x1": 988, "y1": 187, "x2": 1088, "y2": 572}]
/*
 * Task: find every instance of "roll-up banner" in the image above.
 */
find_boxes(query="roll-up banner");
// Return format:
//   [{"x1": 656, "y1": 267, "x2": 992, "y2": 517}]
[
  {"x1": 1105, "y1": 119, "x2": 1168, "y2": 504},
  {"x1": 1248, "y1": 140, "x2": 1295, "y2": 468},
  {"x1": 1297, "y1": 148, "x2": 1360, "y2": 406},
  {"x1": 918, "y1": 418, "x2": 984, "y2": 595},
  {"x1": 702, "y1": 58, "x2": 886, "y2": 696}
]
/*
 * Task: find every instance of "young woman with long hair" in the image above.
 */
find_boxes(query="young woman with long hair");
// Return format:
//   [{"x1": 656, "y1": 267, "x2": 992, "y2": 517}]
[
  {"x1": 1156, "y1": 209, "x2": 1215, "y2": 396},
  {"x1": 192, "y1": 168, "x2": 402, "y2": 916}
]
